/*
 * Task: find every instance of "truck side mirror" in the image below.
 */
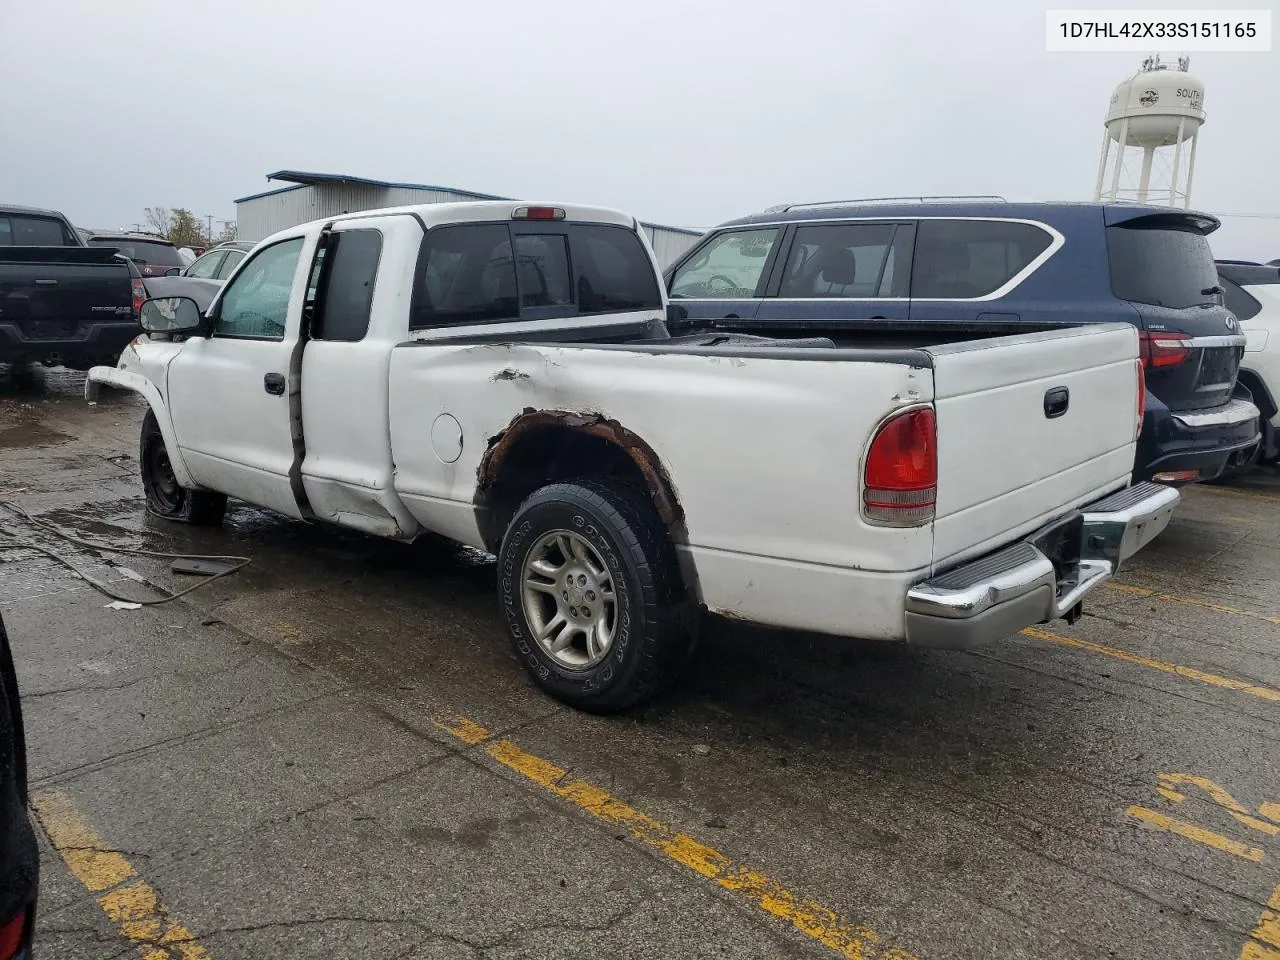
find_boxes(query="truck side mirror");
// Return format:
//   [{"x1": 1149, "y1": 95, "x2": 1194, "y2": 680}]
[{"x1": 139, "y1": 296, "x2": 205, "y2": 335}]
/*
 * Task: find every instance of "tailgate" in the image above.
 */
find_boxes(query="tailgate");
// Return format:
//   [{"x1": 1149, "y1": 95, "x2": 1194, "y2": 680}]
[
  {"x1": 0, "y1": 249, "x2": 133, "y2": 336},
  {"x1": 928, "y1": 324, "x2": 1140, "y2": 568}
]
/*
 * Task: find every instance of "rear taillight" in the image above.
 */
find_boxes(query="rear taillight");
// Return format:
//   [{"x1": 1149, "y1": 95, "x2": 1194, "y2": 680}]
[
  {"x1": 863, "y1": 406, "x2": 937, "y2": 526},
  {"x1": 131, "y1": 279, "x2": 146, "y2": 316},
  {"x1": 1135, "y1": 358, "x2": 1146, "y2": 440},
  {"x1": 1139, "y1": 331, "x2": 1192, "y2": 369},
  {"x1": 0, "y1": 910, "x2": 25, "y2": 960}
]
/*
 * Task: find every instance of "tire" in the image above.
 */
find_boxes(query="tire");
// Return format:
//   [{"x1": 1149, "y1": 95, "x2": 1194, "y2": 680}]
[
  {"x1": 497, "y1": 480, "x2": 693, "y2": 713},
  {"x1": 139, "y1": 410, "x2": 226, "y2": 526}
]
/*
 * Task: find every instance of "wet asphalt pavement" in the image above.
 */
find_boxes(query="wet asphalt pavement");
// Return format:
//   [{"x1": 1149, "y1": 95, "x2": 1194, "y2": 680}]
[{"x1": 2, "y1": 364, "x2": 1279, "y2": 960}]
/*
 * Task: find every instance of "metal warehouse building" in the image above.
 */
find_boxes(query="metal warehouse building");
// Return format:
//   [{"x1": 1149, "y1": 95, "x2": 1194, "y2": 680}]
[{"x1": 234, "y1": 170, "x2": 704, "y2": 268}]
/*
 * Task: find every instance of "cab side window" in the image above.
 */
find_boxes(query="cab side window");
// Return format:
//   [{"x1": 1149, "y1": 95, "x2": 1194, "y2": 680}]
[
  {"x1": 186, "y1": 251, "x2": 225, "y2": 279},
  {"x1": 213, "y1": 237, "x2": 304, "y2": 340},
  {"x1": 912, "y1": 220, "x2": 1052, "y2": 299},
  {"x1": 312, "y1": 230, "x2": 383, "y2": 342},
  {"x1": 778, "y1": 223, "x2": 906, "y2": 298},
  {"x1": 669, "y1": 229, "x2": 779, "y2": 299},
  {"x1": 217, "y1": 249, "x2": 246, "y2": 280}
]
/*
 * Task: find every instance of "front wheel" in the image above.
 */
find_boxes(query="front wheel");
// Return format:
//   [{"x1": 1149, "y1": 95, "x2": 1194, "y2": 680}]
[
  {"x1": 497, "y1": 480, "x2": 693, "y2": 713},
  {"x1": 139, "y1": 410, "x2": 226, "y2": 526}
]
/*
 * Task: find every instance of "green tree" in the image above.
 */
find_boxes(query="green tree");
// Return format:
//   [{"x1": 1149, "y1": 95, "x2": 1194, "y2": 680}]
[{"x1": 168, "y1": 209, "x2": 204, "y2": 248}]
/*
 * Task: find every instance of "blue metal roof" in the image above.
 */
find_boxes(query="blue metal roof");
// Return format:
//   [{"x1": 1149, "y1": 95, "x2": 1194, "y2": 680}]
[{"x1": 234, "y1": 170, "x2": 702, "y2": 236}]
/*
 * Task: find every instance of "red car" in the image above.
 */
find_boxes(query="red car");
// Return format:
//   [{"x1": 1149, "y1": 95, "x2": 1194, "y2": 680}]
[{"x1": 85, "y1": 233, "x2": 187, "y2": 279}]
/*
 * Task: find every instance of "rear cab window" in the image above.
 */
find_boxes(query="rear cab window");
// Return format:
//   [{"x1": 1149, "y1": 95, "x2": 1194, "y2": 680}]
[
  {"x1": 1107, "y1": 218, "x2": 1218, "y2": 309},
  {"x1": 0, "y1": 215, "x2": 75, "y2": 246},
  {"x1": 911, "y1": 220, "x2": 1054, "y2": 298},
  {"x1": 410, "y1": 221, "x2": 659, "y2": 329},
  {"x1": 668, "y1": 228, "x2": 779, "y2": 299}
]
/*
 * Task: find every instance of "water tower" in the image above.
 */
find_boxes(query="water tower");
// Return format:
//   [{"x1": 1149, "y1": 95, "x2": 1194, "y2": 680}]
[{"x1": 1093, "y1": 55, "x2": 1206, "y2": 207}]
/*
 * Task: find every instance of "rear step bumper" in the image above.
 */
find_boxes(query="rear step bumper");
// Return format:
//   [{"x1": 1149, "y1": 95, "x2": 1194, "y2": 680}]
[
  {"x1": 0, "y1": 320, "x2": 140, "y2": 370},
  {"x1": 1136, "y1": 396, "x2": 1261, "y2": 482},
  {"x1": 904, "y1": 482, "x2": 1180, "y2": 648}
]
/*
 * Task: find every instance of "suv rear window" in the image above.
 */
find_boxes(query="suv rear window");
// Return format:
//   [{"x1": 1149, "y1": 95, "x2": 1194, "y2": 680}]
[
  {"x1": 1107, "y1": 220, "x2": 1219, "y2": 309},
  {"x1": 0, "y1": 215, "x2": 74, "y2": 246},
  {"x1": 87, "y1": 237, "x2": 185, "y2": 266},
  {"x1": 911, "y1": 220, "x2": 1053, "y2": 298}
]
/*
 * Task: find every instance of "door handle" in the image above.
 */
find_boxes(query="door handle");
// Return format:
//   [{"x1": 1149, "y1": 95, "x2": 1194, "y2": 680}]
[
  {"x1": 264, "y1": 373, "x2": 286, "y2": 396},
  {"x1": 1043, "y1": 386, "x2": 1070, "y2": 419}
]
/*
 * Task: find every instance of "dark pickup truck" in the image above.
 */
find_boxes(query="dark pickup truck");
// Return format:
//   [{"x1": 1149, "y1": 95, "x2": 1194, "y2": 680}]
[{"x1": 0, "y1": 205, "x2": 142, "y2": 370}]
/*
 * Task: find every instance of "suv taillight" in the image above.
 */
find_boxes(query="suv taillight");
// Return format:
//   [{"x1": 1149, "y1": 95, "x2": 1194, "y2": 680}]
[
  {"x1": 131, "y1": 279, "x2": 146, "y2": 316},
  {"x1": 863, "y1": 407, "x2": 937, "y2": 526},
  {"x1": 1139, "y1": 331, "x2": 1192, "y2": 369},
  {"x1": 1135, "y1": 359, "x2": 1146, "y2": 440}
]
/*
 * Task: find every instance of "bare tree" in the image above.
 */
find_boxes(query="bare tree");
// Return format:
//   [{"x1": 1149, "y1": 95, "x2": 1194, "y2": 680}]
[{"x1": 143, "y1": 207, "x2": 171, "y2": 236}]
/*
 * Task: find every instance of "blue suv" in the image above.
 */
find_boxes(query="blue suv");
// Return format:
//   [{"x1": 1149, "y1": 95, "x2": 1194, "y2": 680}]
[{"x1": 664, "y1": 199, "x2": 1260, "y2": 483}]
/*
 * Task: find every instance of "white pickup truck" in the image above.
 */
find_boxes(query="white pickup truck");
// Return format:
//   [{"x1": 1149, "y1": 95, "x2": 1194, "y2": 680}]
[{"x1": 87, "y1": 201, "x2": 1179, "y2": 711}]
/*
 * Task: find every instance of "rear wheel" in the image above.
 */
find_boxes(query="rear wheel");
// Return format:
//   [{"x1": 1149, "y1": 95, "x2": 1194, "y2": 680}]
[
  {"x1": 139, "y1": 410, "x2": 226, "y2": 525},
  {"x1": 497, "y1": 480, "x2": 693, "y2": 713}
]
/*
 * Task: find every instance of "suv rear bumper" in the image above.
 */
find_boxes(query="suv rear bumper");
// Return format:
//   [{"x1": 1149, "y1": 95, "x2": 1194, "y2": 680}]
[
  {"x1": 904, "y1": 482, "x2": 1179, "y2": 648},
  {"x1": 0, "y1": 320, "x2": 139, "y2": 370},
  {"x1": 1136, "y1": 395, "x2": 1261, "y2": 482}
]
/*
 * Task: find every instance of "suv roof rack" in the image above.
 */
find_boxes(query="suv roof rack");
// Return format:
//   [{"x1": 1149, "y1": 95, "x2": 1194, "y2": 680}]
[{"x1": 762, "y1": 195, "x2": 1008, "y2": 214}]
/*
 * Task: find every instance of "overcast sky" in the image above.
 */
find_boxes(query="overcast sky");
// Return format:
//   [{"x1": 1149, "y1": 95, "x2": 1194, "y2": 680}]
[{"x1": 1, "y1": 0, "x2": 1275, "y2": 257}]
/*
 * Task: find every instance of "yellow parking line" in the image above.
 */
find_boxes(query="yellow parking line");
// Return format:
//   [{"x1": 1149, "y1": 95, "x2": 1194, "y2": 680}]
[
  {"x1": 1022, "y1": 627, "x2": 1280, "y2": 702},
  {"x1": 1239, "y1": 880, "x2": 1280, "y2": 958},
  {"x1": 1128, "y1": 805, "x2": 1265, "y2": 862},
  {"x1": 32, "y1": 790, "x2": 212, "y2": 959},
  {"x1": 1105, "y1": 582, "x2": 1280, "y2": 627},
  {"x1": 433, "y1": 715, "x2": 919, "y2": 960}
]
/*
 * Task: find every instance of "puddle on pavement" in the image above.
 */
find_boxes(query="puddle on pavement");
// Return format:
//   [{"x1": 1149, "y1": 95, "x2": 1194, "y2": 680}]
[
  {"x1": 0, "y1": 364, "x2": 91, "y2": 399},
  {"x1": 0, "y1": 420, "x2": 73, "y2": 449}
]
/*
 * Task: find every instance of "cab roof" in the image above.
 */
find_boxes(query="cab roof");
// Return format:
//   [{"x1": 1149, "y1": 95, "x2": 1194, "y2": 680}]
[{"x1": 274, "y1": 200, "x2": 639, "y2": 239}]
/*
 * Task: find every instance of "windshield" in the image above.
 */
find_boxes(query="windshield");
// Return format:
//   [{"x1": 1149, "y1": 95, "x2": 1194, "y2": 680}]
[
  {"x1": 88, "y1": 237, "x2": 185, "y2": 266},
  {"x1": 1107, "y1": 220, "x2": 1219, "y2": 309}
]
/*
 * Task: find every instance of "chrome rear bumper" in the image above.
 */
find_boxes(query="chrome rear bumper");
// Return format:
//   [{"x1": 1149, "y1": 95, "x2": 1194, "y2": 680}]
[{"x1": 904, "y1": 482, "x2": 1180, "y2": 648}]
